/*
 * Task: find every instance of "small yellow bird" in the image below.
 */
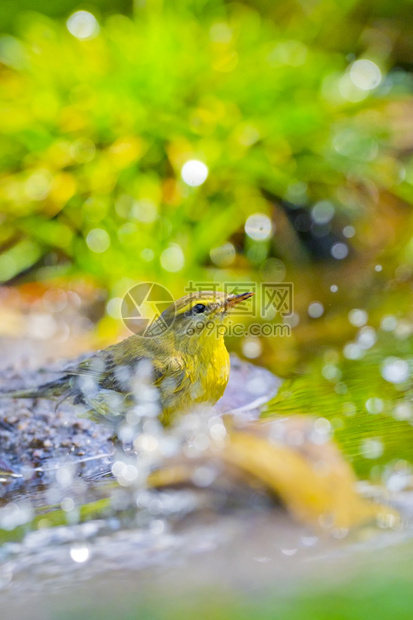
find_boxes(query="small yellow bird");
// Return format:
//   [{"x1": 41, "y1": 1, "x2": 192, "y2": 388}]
[{"x1": 1, "y1": 291, "x2": 253, "y2": 426}]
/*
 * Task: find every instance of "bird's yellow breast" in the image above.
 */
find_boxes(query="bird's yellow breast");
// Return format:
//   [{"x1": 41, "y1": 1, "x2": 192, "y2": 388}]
[{"x1": 159, "y1": 337, "x2": 230, "y2": 424}]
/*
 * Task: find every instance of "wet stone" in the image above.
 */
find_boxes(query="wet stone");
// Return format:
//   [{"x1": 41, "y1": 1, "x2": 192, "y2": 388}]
[{"x1": 0, "y1": 354, "x2": 280, "y2": 496}]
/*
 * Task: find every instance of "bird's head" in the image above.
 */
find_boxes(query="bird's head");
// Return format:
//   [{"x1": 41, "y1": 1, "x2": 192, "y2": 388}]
[{"x1": 159, "y1": 290, "x2": 254, "y2": 343}]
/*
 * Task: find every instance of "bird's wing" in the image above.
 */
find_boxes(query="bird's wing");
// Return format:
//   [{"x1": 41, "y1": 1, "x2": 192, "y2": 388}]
[
  {"x1": 63, "y1": 354, "x2": 114, "y2": 383},
  {"x1": 64, "y1": 350, "x2": 165, "y2": 393},
  {"x1": 152, "y1": 354, "x2": 194, "y2": 395}
]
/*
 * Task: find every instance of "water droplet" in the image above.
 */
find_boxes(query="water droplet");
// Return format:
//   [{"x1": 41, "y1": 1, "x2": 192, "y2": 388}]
[
  {"x1": 361, "y1": 438, "x2": 383, "y2": 459},
  {"x1": 366, "y1": 397, "x2": 384, "y2": 414},
  {"x1": 381, "y1": 315, "x2": 397, "y2": 331},
  {"x1": 70, "y1": 544, "x2": 90, "y2": 563},
  {"x1": 343, "y1": 343, "x2": 364, "y2": 360},
  {"x1": 357, "y1": 326, "x2": 376, "y2": 349},
  {"x1": 381, "y1": 357, "x2": 409, "y2": 384},
  {"x1": 191, "y1": 466, "x2": 216, "y2": 487},
  {"x1": 393, "y1": 402, "x2": 413, "y2": 421}
]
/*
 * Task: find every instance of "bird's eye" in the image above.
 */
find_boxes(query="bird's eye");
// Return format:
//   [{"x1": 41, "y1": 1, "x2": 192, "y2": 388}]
[{"x1": 192, "y1": 303, "x2": 206, "y2": 314}]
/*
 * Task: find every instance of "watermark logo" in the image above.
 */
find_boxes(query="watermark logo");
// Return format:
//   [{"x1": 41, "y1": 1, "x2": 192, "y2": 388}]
[
  {"x1": 121, "y1": 281, "x2": 294, "y2": 338},
  {"x1": 261, "y1": 283, "x2": 293, "y2": 318},
  {"x1": 121, "y1": 282, "x2": 175, "y2": 337}
]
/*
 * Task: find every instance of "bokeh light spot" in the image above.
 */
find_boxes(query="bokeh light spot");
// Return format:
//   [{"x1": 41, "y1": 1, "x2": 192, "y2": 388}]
[
  {"x1": 348, "y1": 309, "x2": 368, "y2": 327},
  {"x1": 350, "y1": 59, "x2": 382, "y2": 91},
  {"x1": 245, "y1": 213, "x2": 272, "y2": 241},
  {"x1": 331, "y1": 242, "x2": 349, "y2": 260},
  {"x1": 106, "y1": 297, "x2": 123, "y2": 319},
  {"x1": 86, "y1": 228, "x2": 110, "y2": 253},
  {"x1": 160, "y1": 245, "x2": 185, "y2": 272},
  {"x1": 381, "y1": 357, "x2": 409, "y2": 384},
  {"x1": 343, "y1": 225, "x2": 355, "y2": 238},
  {"x1": 70, "y1": 544, "x2": 90, "y2": 563},
  {"x1": 311, "y1": 201, "x2": 335, "y2": 224},
  {"x1": 210, "y1": 242, "x2": 236, "y2": 267},
  {"x1": 242, "y1": 337, "x2": 262, "y2": 359},
  {"x1": 361, "y1": 438, "x2": 383, "y2": 459},
  {"x1": 308, "y1": 302, "x2": 324, "y2": 318},
  {"x1": 181, "y1": 160, "x2": 209, "y2": 186},
  {"x1": 67, "y1": 11, "x2": 99, "y2": 40}
]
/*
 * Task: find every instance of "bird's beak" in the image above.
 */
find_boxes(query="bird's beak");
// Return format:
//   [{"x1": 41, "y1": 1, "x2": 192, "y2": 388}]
[{"x1": 225, "y1": 291, "x2": 254, "y2": 309}]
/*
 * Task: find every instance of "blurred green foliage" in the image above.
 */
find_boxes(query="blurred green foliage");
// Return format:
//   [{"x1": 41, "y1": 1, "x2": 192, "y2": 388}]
[
  {"x1": 0, "y1": 1, "x2": 133, "y2": 33},
  {"x1": 1, "y1": 0, "x2": 413, "y2": 306}
]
